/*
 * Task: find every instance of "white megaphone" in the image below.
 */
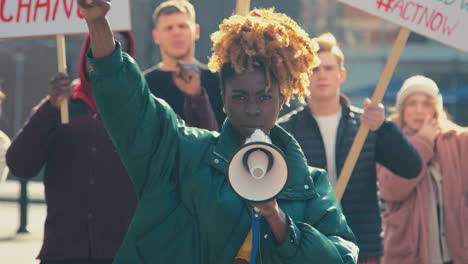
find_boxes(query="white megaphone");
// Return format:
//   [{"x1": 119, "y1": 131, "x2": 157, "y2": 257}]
[{"x1": 227, "y1": 129, "x2": 288, "y2": 202}]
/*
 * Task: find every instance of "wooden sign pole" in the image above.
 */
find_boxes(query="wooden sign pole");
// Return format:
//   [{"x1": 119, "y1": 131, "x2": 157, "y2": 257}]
[
  {"x1": 334, "y1": 27, "x2": 411, "y2": 201},
  {"x1": 235, "y1": 0, "x2": 251, "y2": 15},
  {"x1": 56, "y1": 34, "x2": 69, "y2": 124}
]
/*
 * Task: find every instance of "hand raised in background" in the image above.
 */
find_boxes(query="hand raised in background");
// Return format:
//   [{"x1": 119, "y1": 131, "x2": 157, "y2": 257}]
[
  {"x1": 173, "y1": 60, "x2": 202, "y2": 97},
  {"x1": 417, "y1": 116, "x2": 440, "y2": 142}
]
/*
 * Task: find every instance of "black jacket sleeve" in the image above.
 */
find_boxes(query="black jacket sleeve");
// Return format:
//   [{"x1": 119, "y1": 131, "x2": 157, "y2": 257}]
[{"x1": 375, "y1": 120, "x2": 422, "y2": 179}]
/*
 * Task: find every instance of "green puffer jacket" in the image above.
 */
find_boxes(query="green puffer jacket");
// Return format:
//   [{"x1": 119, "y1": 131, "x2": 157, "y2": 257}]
[{"x1": 88, "y1": 44, "x2": 359, "y2": 264}]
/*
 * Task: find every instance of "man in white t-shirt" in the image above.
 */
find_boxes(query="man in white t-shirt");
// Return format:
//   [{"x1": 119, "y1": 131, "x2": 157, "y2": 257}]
[
  {"x1": 313, "y1": 110, "x2": 341, "y2": 186},
  {"x1": 280, "y1": 32, "x2": 422, "y2": 264}
]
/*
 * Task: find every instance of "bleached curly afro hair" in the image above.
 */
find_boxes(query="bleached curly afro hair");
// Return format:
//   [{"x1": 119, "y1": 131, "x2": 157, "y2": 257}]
[{"x1": 208, "y1": 8, "x2": 319, "y2": 104}]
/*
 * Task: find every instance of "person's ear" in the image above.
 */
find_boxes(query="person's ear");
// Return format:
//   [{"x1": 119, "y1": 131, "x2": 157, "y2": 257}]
[
  {"x1": 194, "y1": 24, "x2": 200, "y2": 41},
  {"x1": 339, "y1": 67, "x2": 347, "y2": 84},
  {"x1": 152, "y1": 29, "x2": 159, "y2": 45}
]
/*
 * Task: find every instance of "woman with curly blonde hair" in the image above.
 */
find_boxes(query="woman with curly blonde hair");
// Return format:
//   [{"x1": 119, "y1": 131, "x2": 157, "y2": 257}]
[
  {"x1": 77, "y1": 1, "x2": 359, "y2": 263},
  {"x1": 378, "y1": 75, "x2": 468, "y2": 264}
]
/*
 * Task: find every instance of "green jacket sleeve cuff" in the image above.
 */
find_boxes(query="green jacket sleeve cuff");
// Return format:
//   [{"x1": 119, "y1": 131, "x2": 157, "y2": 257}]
[
  {"x1": 275, "y1": 215, "x2": 302, "y2": 258},
  {"x1": 87, "y1": 41, "x2": 124, "y2": 77}
]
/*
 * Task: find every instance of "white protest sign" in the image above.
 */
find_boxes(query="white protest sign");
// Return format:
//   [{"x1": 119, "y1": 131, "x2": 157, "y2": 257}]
[
  {"x1": 338, "y1": 0, "x2": 468, "y2": 53},
  {"x1": 0, "y1": 0, "x2": 131, "y2": 38}
]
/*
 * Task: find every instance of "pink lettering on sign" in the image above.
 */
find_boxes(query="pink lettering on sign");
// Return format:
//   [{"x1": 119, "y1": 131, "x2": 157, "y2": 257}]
[
  {"x1": 375, "y1": 0, "x2": 460, "y2": 36},
  {"x1": 34, "y1": 0, "x2": 50, "y2": 22},
  {"x1": 52, "y1": 0, "x2": 74, "y2": 20},
  {"x1": 0, "y1": 0, "x2": 14, "y2": 22},
  {"x1": 17, "y1": 0, "x2": 32, "y2": 23},
  {"x1": 0, "y1": 0, "x2": 83, "y2": 23}
]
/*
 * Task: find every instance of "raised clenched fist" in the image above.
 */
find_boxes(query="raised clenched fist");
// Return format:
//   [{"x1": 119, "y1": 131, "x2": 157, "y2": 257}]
[{"x1": 77, "y1": 0, "x2": 111, "y2": 22}]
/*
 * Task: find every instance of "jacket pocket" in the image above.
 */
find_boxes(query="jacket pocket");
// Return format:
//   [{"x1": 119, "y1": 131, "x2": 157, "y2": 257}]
[
  {"x1": 136, "y1": 204, "x2": 196, "y2": 264},
  {"x1": 382, "y1": 204, "x2": 417, "y2": 258}
]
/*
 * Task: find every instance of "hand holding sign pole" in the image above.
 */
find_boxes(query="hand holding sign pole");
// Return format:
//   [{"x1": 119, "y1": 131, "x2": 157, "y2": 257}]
[{"x1": 0, "y1": 0, "x2": 131, "y2": 124}]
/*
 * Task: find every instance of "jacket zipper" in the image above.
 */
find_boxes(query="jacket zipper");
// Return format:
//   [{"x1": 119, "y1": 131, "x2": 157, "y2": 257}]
[{"x1": 213, "y1": 151, "x2": 229, "y2": 163}]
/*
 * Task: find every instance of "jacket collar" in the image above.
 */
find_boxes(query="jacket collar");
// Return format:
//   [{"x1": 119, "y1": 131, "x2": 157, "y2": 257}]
[
  {"x1": 209, "y1": 120, "x2": 318, "y2": 200},
  {"x1": 339, "y1": 94, "x2": 352, "y2": 116}
]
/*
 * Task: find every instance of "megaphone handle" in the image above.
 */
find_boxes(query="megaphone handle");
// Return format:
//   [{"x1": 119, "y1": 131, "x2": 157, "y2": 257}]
[{"x1": 250, "y1": 209, "x2": 261, "y2": 264}]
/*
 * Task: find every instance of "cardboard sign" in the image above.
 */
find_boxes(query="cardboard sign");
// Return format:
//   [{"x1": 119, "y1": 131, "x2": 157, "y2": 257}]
[
  {"x1": 0, "y1": 0, "x2": 131, "y2": 38},
  {"x1": 338, "y1": 0, "x2": 468, "y2": 53}
]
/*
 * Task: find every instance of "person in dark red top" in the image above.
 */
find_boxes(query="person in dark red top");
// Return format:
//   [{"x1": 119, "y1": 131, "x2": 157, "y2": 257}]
[{"x1": 6, "y1": 32, "x2": 138, "y2": 264}]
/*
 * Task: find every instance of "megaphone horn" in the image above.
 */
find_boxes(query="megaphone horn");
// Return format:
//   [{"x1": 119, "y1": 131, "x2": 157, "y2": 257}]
[
  {"x1": 243, "y1": 148, "x2": 274, "y2": 180},
  {"x1": 227, "y1": 129, "x2": 288, "y2": 202}
]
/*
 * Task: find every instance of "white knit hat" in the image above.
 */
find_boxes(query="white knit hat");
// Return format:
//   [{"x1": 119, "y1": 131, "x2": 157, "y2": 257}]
[{"x1": 395, "y1": 75, "x2": 443, "y2": 113}]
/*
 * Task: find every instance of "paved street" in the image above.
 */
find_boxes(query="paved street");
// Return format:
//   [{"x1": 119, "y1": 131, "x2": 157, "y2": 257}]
[{"x1": 0, "y1": 180, "x2": 45, "y2": 264}]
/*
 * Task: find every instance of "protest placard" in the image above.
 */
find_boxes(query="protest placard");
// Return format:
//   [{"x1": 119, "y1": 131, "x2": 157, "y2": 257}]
[
  {"x1": 0, "y1": 0, "x2": 131, "y2": 38},
  {"x1": 338, "y1": 0, "x2": 467, "y2": 53}
]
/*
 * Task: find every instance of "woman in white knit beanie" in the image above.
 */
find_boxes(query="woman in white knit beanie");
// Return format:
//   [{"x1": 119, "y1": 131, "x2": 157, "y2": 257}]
[
  {"x1": 377, "y1": 75, "x2": 468, "y2": 264},
  {"x1": 394, "y1": 75, "x2": 446, "y2": 129}
]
